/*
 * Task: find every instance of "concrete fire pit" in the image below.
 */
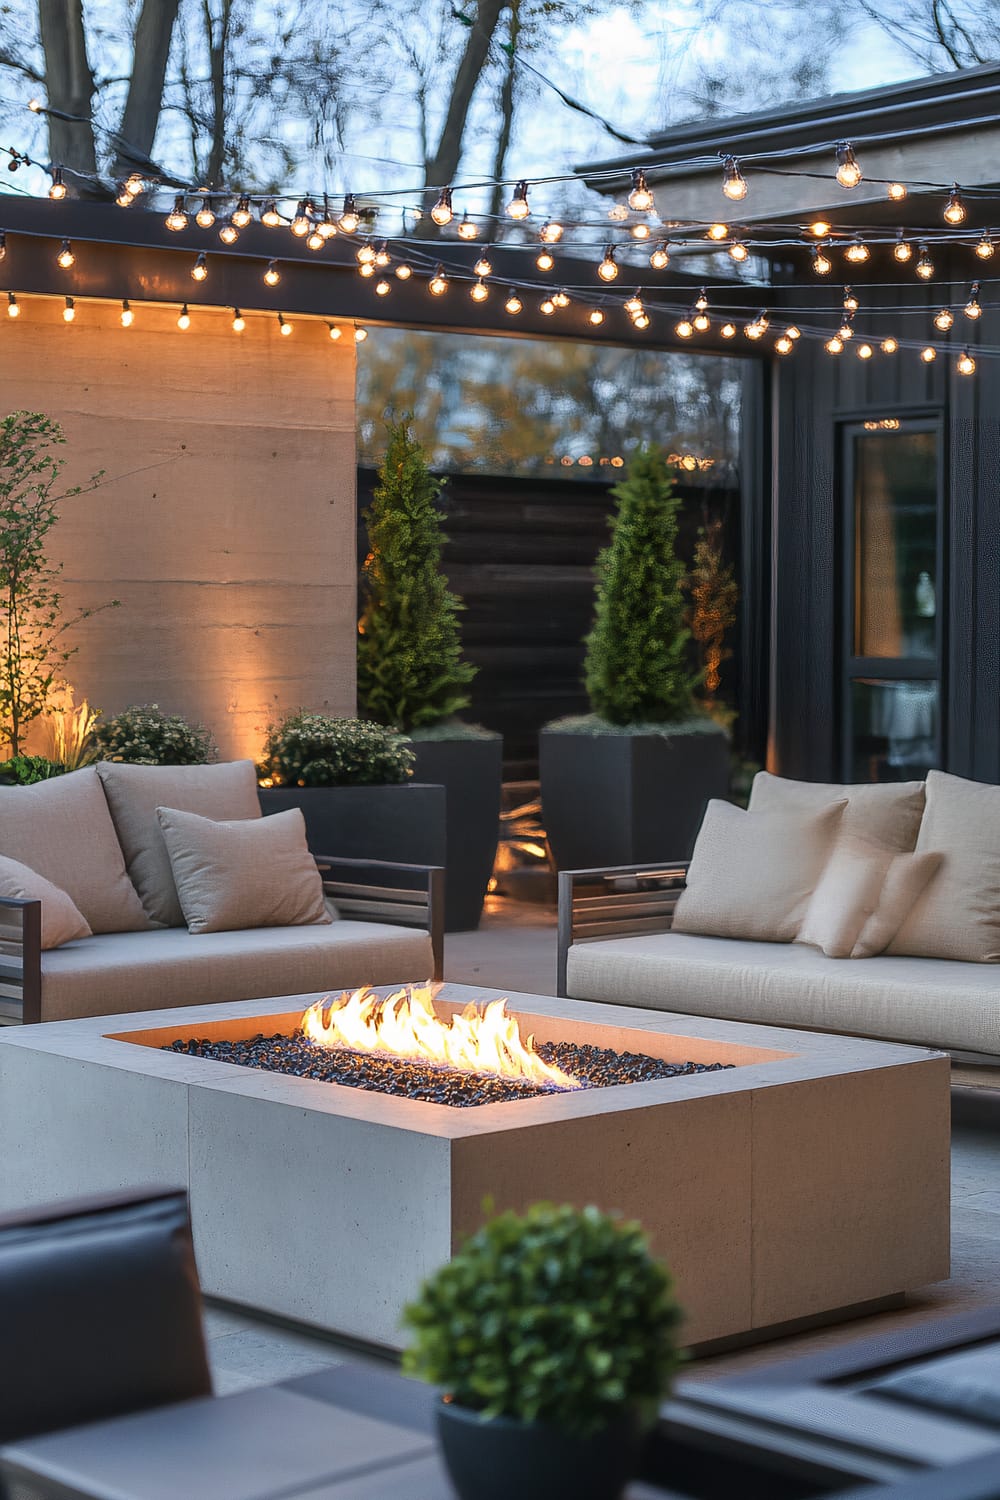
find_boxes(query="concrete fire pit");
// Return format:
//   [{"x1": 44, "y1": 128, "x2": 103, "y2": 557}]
[{"x1": 0, "y1": 986, "x2": 949, "y2": 1351}]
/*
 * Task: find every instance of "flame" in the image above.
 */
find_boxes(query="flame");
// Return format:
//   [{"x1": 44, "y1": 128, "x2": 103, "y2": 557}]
[{"x1": 301, "y1": 984, "x2": 578, "y2": 1090}]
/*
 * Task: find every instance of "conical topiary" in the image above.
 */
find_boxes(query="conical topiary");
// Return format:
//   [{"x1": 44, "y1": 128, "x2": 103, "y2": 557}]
[
  {"x1": 583, "y1": 446, "x2": 698, "y2": 725},
  {"x1": 357, "y1": 419, "x2": 476, "y2": 730}
]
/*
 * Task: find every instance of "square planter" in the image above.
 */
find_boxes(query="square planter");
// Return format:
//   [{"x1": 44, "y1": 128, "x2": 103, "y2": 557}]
[
  {"x1": 540, "y1": 726, "x2": 730, "y2": 871},
  {"x1": 409, "y1": 735, "x2": 503, "y2": 932},
  {"x1": 259, "y1": 783, "x2": 446, "y2": 875}
]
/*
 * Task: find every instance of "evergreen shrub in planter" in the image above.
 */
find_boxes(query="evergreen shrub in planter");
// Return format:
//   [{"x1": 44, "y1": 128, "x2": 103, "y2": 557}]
[
  {"x1": 541, "y1": 448, "x2": 730, "y2": 870},
  {"x1": 357, "y1": 420, "x2": 501, "y2": 930},
  {"x1": 402, "y1": 1201, "x2": 682, "y2": 1500}
]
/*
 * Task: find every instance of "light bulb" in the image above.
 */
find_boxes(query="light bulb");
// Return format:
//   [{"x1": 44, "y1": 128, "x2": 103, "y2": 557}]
[
  {"x1": 327, "y1": 323, "x2": 342, "y2": 340},
  {"x1": 428, "y1": 265, "x2": 448, "y2": 296},
  {"x1": 597, "y1": 246, "x2": 618, "y2": 281},
  {"x1": 706, "y1": 223, "x2": 729, "y2": 240},
  {"x1": 373, "y1": 278, "x2": 390, "y2": 297},
  {"x1": 195, "y1": 201, "x2": 215, "y2": 228},
  {"x1": 57, "y1": 239, "x2": 74, "y2": 269},
  {"x1": 623, "y1": 292, "x2": 643, "y2": 314},
  {"x1": 165, "y1": 194, "x2": 188, "y2": 231},
  {"x1": 943, "y1": 184, "x2": 966, "y2": 225},
  {"x1": 775, "y1": 335, "x2": 793, "y2": 354},
  {"x1": 48, "y1": 167, "x2": 66, "y2": 200},
  {"x1": 219, "y1": 221, "x2": 239, "y2": 245},
  {"x1": 976, "y1": 233, "x2": 995, "y2": 259},
  {"x1": 588, "y1": 308, "x2": 605, "y2": 326},
  {"x1": 553, "y1": 288, "x2": 570, "y2": 308},
  {"x1": 540, "y1": 221, "x2": 563, "y2": 244},
  {"x1": 177, "y1": 305, "x2": 190, "y2": 330},
  {"x1": 825, "y1": 336, "x2": 843, "y2": 354},
  {"x1": 317, "y1": 212, "x2": 337, "y2": 239},
  {"x1": 291, "y1": 201, "x2": 311, "y2": 236},
  {"x1": 720, "y1": 322, "x2": 736, "y2": 338},
  {"x1": 845, "y1": 236, "x2": 870, "y2": 263},
  {"x1": 835, "y1": 141, "x2": 862, "y2": 188},
  {"x1": 359, "y1": 262, "x2": 375, "y2": 278},
  {"x1": 744, "y1": 320, "x2": 765, "y2": 340},
  {"x1": 921, "y1": 346, "x2": 936, "y2": 362},
  {"x1": 965, "y1": 283, "x2": 982, "y2": 318},
  {"x1": 934, "y1": 308, "x2": 954, "y2": 331},
  {"x1": 232, "y1": 309, "x2": 245, "y2": 332},
  {"x1": 395, "y1": 262, "x2": 413, "y2": 280},
  {"x1": 470, "y1": 278, "x2": 489, "y2": 303},
  {"x1": 916, "y1": 244, "x2": 934, "y2": 279},
  {"x1": 27, "y1": 97, "x2": 42, "y2": 112},
  {"x1": 261, "y1": 200, "x2": 282, "y2": 228},
  {"x1": 843, "y1": 288, "x2": 859, "y2": 311},
  {"x1": 264, "y1": 260, "x2": 280, "y2": 287},
  {"x1": 540, "y1": 296, "x2": 555, "y2": 315},
  {"x1": 608, "y1": 203, "x2": 628, "y2": 222},
  {"x1": 306, "y1": 229, "x2": 324, "y2": 251},
  {"x1": 693, "y1": 311, "x2": 710, "y2": 332},
  {"x1": 339, "y1": 195, "x2": 360, "y2": 233},
  {"x1": 812, "y1": 245, "x2": 832, "y2": 275},
  {"x1": 506, "y1": 179, "x2": 530, "y2": 219},
  {"x1": 722, "y1": 155, "x2": 747, "y2": 201},
  {"x1": 354, "y1": 326, "x2": 367, "y2": 342},
  {"x1": 787, "y1": 325, "x2": 801, "y2": 339},
  {"x1": 649, "y1": 243, "x2": 670, "y2": 269},
  {"x1": 120, "y1": 299, "x2": 133, "y2": 327},
  {"x1": 694, "y1": 289, "x2": 709, "y2": 311},
  {"x1": 887, "y1": 181, "x2": 907, "y2": 201},
  {"x1": 357, "y1": 240, "x2": 376, "y2": 264},
  {"x1": 809, "y1": 219, "x2": 831, "y2": 237},
  {"x1": 880, "y1": 336, "x2": 898, "y2": 354},
  {"x1": 457, "y1": 213, "x2": 478, "y2": 240},
  {"x1": 6, "y1": 291, "x2": 18, "y2": 318},
  {"x1": 536, "y1": 249, "x2": 554, "y2": 270},
  {"x1": 958, "y1": 349, "x2": 976, "y2": 375},
  {"x1": 675, "y1": 318, "x2": 694, "y2": 338},
  {"x1": 430, "y1": 187, "x2": 453, "y2": 226},
  {"x1": 729, "y1": 239, "x2": 749, "y2": 263},
  {"x1": 232, "y1": 197, "x2": 252, "y2": 228},
  {"x1": 372, "y1": 242, "x2": 389, "y2": 267},
  {"x1": 838, "y1": 317, "x2": 854, "y2": 340},
  {"x1": 474, "y1": 253, "x2": 492, "y2": 277},
  {"x1": 630, "y1": 221, "x2": 651, "y2": 240},
  {"x1": 504, "y1": 290, "x2": 522, "y2": 314},
  {"x1": 125, "y1": 173, "x2": 144, "y2": 197},
  {"x1": 191, "y1": 253, "x2": 208, "y2": 281},
  {"x1": 856, "y1": 342, "x2": 873, "y2": 359},
  {"x1": 893, "y1": 232, "x2": 912, "y2": 263},
  {"x1": 633, "y1": 312, "x2": 650, "y2": 329},
  {"x1": 628, "y1": 168, "x2": 654, "y2": 212},
  {"x1": 115, "y1": 183, "x2": 135, "y2": 207},
  {"x1": 63, "y1": 296, "x2": 75, "y2": 322}
]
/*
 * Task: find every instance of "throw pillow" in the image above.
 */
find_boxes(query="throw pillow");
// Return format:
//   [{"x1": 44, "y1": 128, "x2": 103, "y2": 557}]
[
  {"x1": 890, "y1": 770, "x2": 1000, "y2": 962},
  {"x1": 156, "y1": 805, "x2": 330, "y2": 935},
  {"x1": 796, "y1": 839, "x2": 941, "y2": 959},
  {"x1": 853, "y1": 852, "x2": 942, "y2": 959},
  {"x1": 0, "y1": 854, "x2": 92, "y2": 950},
  {"x1": 97, "y1": 761, "x2": 262, "y2": 927},
  {"x1": 672, "y1": 798, "x2": 846, "y2": 943},
  {"x1": 748, "y1": 770, "x2": 925, "y2": 853},
  {"x1": 0, "y1": 768, "x2": 148, "y2": 934}
]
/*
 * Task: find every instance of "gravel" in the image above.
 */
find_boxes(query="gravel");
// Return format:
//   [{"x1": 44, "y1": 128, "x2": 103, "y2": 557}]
[{"x1": 163, "y1": 1032, "x2": 733, "y2": 1108}]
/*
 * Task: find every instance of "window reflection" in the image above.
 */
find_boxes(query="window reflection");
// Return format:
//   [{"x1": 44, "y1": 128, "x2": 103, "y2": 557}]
[
  {"x1": 854, "y1": 432, "x2": 937, "y2": 660},
  {"x1": 851, "y1": 679, "x2": 938, "y2": 781}
]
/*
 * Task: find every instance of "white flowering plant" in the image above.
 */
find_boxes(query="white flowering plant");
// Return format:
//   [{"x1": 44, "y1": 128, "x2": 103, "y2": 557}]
[
  {"x1": 94, "y1": 704, "x2": 216, "y2": 765},
  {"x1": 258, "y1": 712, "x2": 414, "y2": 787}
]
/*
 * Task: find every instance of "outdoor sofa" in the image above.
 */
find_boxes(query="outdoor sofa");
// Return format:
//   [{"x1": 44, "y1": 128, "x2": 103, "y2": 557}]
[
  {"x1": 0, "y1": 762, "x2": 442, "y2": 1025},
  {"x1": 558, "y1": 769, "x2": 1000, "y2": 1061}
]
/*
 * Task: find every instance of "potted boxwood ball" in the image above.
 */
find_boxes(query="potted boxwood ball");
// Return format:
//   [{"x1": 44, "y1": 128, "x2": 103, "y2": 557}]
[{"x1": 402, "y1": 1201, "x2": 683, "y2": 1500}]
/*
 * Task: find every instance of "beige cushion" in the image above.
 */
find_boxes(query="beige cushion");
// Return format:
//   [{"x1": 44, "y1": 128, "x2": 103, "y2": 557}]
[
  {"x1": 749, "y1": 771, "x2": 925, "y2": 853},
  {"x1": 797, "y1": 840, "x2": 942, "y2": 959},
  {"x1": 97, "y1": 761, "x2": 262, "y2": 927},
  {"x1": 157, "y1": 805, "x2": 330, "y2": 935},
  {"x1": 38, "y1": 922, "x2": 434, "y2": 1022},
  {"x1": 0, "y1": 854, "x2": 91, "y2": 949},
  {"x1": 853, "y1": 853, "x2": 942, "y2": 959},
  {"x1": 890, "y1": 770, "x2": 1000, "y2": 962},
  {"x1": 565, "y1": 929, "x2": 1000, "y2": 1055},
  {"x1": 673, "y1": 798, "x2": 846, "y2": 943},
  {"x1": 0, "y1": 768, "x2": 148, "y2": 934}
]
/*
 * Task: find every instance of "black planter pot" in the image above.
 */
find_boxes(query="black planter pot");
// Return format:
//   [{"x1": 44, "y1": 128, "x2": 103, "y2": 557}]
[
  {"x1": 258, "y1": 783, "x2": 446, "y2": 876},
  {"x1": 408, "y1": 734, "x2": 503, "y2": 932},
  {"x1": 540, "y1": 725, "x2": 730, "y2": 871},
  {"x1": 437, "y1": 1400, "x2": 645, "y2": 1500}
]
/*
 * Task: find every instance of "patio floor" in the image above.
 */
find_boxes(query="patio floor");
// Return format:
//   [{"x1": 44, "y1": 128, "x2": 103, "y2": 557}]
[{"x1": 203, "y1": 898, "x2": 1000, "y2": 1393}]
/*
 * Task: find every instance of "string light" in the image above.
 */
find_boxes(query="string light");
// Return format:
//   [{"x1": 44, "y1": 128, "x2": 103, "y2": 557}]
[
  {"x1": 177, "y1": 304, "x2": 190, "y2": 330},
  {"x1": 887, "y1": 181, "x2": 907, "y2": 201},
  {"x1": 695, "y1": 289, "x2": 709, "y2": 311},
  {"x1": 504, "y1": 290, "x2": 522, "y2": 314},
  {"x1": 845, "y1": 236, "x2": 870, "y2": 264},
  {"x1": 327, "y1": 323, "x2": 342, "y2": 339},
  {"x1": 809, "y1": 219, "x2": 831, "y2": 237},
  {"x1": 553, "y1": 288, "x2": 570, "y2": 308},
  {"x1": 119, "y1": 298, "x2": 133, "y2": 327},
  {"x1": 707, "y1": 223, "x2": 729, "y2": 240},
  {"x1": 292, "y1": 200, "x2": 312, "y2": 236},
  {"x1": 274, "y1": 312, "x2": 290, "y2": 335},
  {"x1": 165, "y1": 195, "x2": 188, "y2": 231},
  {"x1": 825, "y1": 336, "x2": 843, "y2": 354},
  {"x1": 649, "y1": 242, "x2": 670, "y2": 269},
  {"x1": 125, "y1": 173, "x2": 144, "y2": 197},
  {"x1": 812, "y1": 245, "x2": 832, "y2": 275},
  {"x1": 722, "y1": 155, "x2": 747, "y2": 200},
  {"x1": 720, "y1": 322, "x2": 736, "y2": 338},
  {"x1": 630, "y1": 221, "x2": 650, "y2": 240},
  {"x1": 340, "y1": 195, "x2": 360, "y2": 233},
  {"x1": 473, "y1": 252, "x2": 492, "y2": 277},
  {"x1": 470, "y1": 278, "x2": 489, "y2": 303},
  {"x1": 536, "y1": 249, "x2": 555, "y2": 271},
  {"x1": 539, "y1": 295, "x2": 555, "y2": 315},
  {"x1": 232, "y1": 308, "x2": 245, "y2": 332},
  {"x1": 921, "y1": 346, "x2": 936, "y2": 362},
  {"x1": 57, "y1": 239, "x2": 74, "y2": 268},
  {"x1": 506, "y1": 179, "x2": 530, "y2": 219},
  {"x1": 745, "y1": 310, "x2": 769, "y2": 339},
  {"x1": 628, "y1": 168, "x2": 654, "y2": 212},
  {"x1": 375, "y1": 278, "x2": 391, "y2": 296},
  {"x1": 354, "y1": 326, "x2": 368, "y2": 342},
  {"x1": 893, "y1": 231, "x2": 912, "y2": 263},
  {"x1": 430, "y1": 187, "x2": 454, "y2": 226},
  {"x1": 318, "y1": 210, "x2": 337, "y2": 239},
  {"x1": 881, "y1": 336, "x2": 898, "y2": 353},
  {"x1": 195, "y1": 200, "x2": 215, "y2": 228},
  {"x1": 48, "y1": 167, "x2": 65, "y2": 200},
  {"x1": 374, "y1": 241, "x2": 390, "y2": 267},
  {"x1": 359, "y1": 262, "x2": 375, "y2": 278},
  {"x1": 633, "y1": 312, "x2": 650, "y2": 329},
  {"x1": 219, "y1": 220, "x2": 239, "y2": 245},
  {"x1": 540, "y1": 221, "x2": 563, "y2": 244},
  {"x1": 395, "y1": 261, "x2": 412, "y2": 280},
  {"x1": 728, "y1": 238, "x2": 749, "y2": 263},
  {"x1": 264, "y1": 260, "x2": 280, "y2": 286},
  {"x1": 428, "y1": 265, "x2": 449, "y2": 296},
  {"x1": 837, "y1": 313, "x2": 855, "y2": 339},
  {"x1": 232, "y1": 197, "x2": 252, "y2": 228},
  {"x1": 933, "y1": 308, "x2": 954, "y2": 331},
  {"x1": 943, "y1": 184, "x2": 966, "y2": 225},
  {"x1": 306, "y1": 227, "x2": 324, "y2": 250},
  {"x1": 693, "y1": 309, "x2": 710, "y2": 332},
  {"x1": 115, "y1": 182, "x2": 134, "y2": 207},
  {"x1": 608, "y1": 203, "x2": 628, "y2": 222},
  {"x1": 843, "y1": 287, "x2": 859, "y2": 311},
  {"x1": 775, "y1": 334, "x2": 793, "y2": 354},
  {"x1": 624, "y1": 292, "x2": 643, "y2": 315},
  {"x1": 588, "y1": 308, "x2": 605, "y2": 326},
  {"x1": 976, "y1": 232, "x2": 995, "y2": 260},
  {"x1": 964, "y1": 282, "x2": 982, "y2": 318},
  {"x1": 457, "y1": 213, "x2": 478, "y2": 240},
  {"x1": 597, "y1": 246, "x2": 619, "y2": 281},
  {"x1": 357, "y1": 240, "x2": 376, "y2": 264},
  {"x1": 958, "y1": 349, "x2": 976, "y2": 375},
  {"x1": 857, "y1": 342, "x2": 873, "y2": 359},
  {"x1": 63, "y1": 295, "x2": 75, "y2": 322},
  {"x1": 6, "y1": 291, "x2": 18, "y2": 318},
  {"x1": 835, "y1": 141, "x2": 862, "y2": 188},
  {"x1": 261, "y1": 200, "x2": 282, "y2": 228},
  {"x1": 191, "y1": 252, "x2": 208, "y2": 281},
  {"x1": 916, "y1": 243, "x2": 935, "y2": 279}
]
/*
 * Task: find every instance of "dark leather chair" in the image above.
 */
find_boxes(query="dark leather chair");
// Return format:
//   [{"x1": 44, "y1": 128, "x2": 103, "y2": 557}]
[{"x1": 0, "y1": 1186, "x2": 211, "y2": 1445}]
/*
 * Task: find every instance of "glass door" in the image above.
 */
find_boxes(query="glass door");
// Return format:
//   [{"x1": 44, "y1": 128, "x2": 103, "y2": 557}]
[{"x1": 841, "y1": 419, "x2": 943, "y2": 782}]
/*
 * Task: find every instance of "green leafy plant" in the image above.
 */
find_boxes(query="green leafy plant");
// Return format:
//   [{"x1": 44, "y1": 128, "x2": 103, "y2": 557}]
[
  {"x1": 0, "y1": 753, "x2": 67, "y2": 785},
  {"x1": 258, "y1": 712, "x2": 414, "y2": 787},
  {"x1": 583, "y1": 447, "x2": 698, "y2": 726},
  {"x1": 0, "y1": 411, "x2": 115, "y2": 756},
  {"x1": 686, "y1": 518, "x2": 739, "y2": 730},
  {"x1": 357, "y1": 419, "x2": 476, "y2": 730},
  {"x1": 94, "y1": 704, "x2": 215, "y2": 766},
  {"x1": 402, "y1": 1202, "x2": 683, "y2": 1436}
]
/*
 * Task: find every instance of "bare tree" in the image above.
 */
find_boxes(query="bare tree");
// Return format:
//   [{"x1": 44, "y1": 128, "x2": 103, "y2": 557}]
[{"x1": 850, "y1": 0, "x2": 1000, "y2": 69}]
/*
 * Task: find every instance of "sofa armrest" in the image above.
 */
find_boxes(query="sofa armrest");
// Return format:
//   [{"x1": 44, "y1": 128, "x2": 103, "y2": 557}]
[
  {"x1": 313, "y1": 856, "x2": 444, "y2": 982},
  {"x1": 0, "y1": 897, "x2": 42, "y2": 1025},
  {"x1": 557, "y1": 862, "x2": 689, "y2": 998}
]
